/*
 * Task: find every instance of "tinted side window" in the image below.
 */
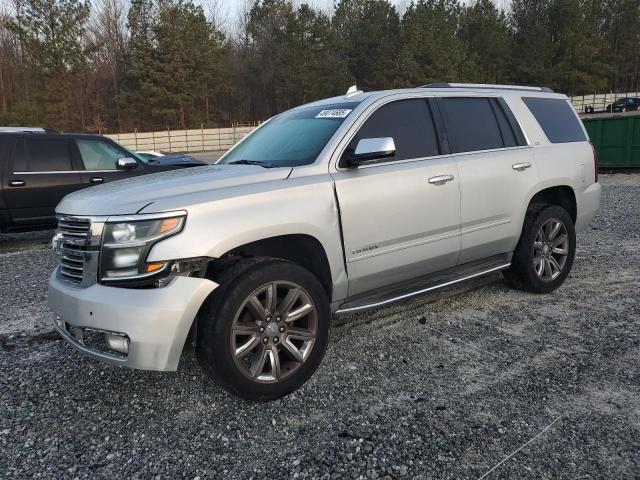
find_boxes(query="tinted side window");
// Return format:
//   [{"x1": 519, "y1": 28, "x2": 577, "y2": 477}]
[
  {"x1": 12, "y1": 139, "x2": 27, "y2": 171},
  {"x1": 347, "y1": 99, "x2": 439, "y2": 162},
  {"x1": 438, "y1": 97, "x2": 504, "y2": 153},
  {"x1": 17, "y1": 138, "x2": 73, "y2": 172},
  {"x1": 522, "y1": 97, "x2": 587, "y2": 143},
  {"x1": 490, "y1": 100, "x2": 518, "y2": 148},
  {"x1": 497, "y1": 97, "x2": 528, "y2": 146},
  {"x1": 76, "y1": 139, "x2": 126, "y2": 170}
]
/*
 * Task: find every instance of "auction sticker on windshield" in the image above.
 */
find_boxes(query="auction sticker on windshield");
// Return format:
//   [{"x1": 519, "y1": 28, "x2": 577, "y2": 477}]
[{"x1": 315, "y1": 109, "x2": 352, "y2": 119}]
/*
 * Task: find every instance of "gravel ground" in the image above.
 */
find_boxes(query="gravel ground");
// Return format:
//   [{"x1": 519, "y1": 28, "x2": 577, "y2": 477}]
[{"x1": 1, "y1": 174, "x2": 639, "y2": 479}]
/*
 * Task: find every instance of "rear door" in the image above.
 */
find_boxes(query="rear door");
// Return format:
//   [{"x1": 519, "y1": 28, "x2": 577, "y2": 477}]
[
  {"x1": 436, "y1": 96, "x2": 535, "y2": 264},
  {"x1": 332, "y1": 97, "x2": 461, "y2": 297},
  {"x1": 0, "y1": 135, "x2": 12, "y2": 227},
  {"x1": 73, "y1": 137, "x2": 145, "y2": 185},
  {"x1": 4, "y1": 135, "x2": 82, "y2": 226}
]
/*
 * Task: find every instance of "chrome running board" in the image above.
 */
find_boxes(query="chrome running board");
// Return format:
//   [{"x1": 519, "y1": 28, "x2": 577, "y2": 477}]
[{"x1": 335, "y1": 257, "x2": 511, "y2": 315}]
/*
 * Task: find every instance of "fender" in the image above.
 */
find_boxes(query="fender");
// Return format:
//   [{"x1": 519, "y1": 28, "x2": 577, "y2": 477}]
[
  {"x1": 510, "y1": 178, "x2": 578, "y2": 251},
  {"x1": 145, "y1": 176, "x2": 349, "y2": 302}
]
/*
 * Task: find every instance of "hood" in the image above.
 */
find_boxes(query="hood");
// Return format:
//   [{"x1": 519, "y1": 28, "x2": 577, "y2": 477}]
[
  {"x1": 147, "y1": 154, "x2": 207, "y2": 166},
  {"x1": 56, "y1": 164, "x2": 292, "y2": 216}
]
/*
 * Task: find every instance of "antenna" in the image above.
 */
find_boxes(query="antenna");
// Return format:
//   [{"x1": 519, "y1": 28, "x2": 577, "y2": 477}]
[{"x1": 345, "y1": 85, "x2": 363, "y2": 98}]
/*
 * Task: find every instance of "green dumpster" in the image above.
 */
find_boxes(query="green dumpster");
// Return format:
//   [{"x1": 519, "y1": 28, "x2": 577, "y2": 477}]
[{"x1": 581, "y1": 113, "x2": 640, "y2": 168}]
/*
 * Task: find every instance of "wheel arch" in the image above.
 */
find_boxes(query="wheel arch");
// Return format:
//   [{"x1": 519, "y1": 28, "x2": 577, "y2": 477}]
[
  {"x1": 205, "y1": 234, "x2": 335, "y2": 300},
  {"x1": 527, "y1": 185, "x2": 577, "y2": 223}
]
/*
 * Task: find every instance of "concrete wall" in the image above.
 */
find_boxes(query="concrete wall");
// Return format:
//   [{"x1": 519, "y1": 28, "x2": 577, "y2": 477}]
[
  {"x1": 105, "y1": 125, "x2": 257, "y2": 153},
  {"x1": 570, "y1": 92, "x2": 640, "y2": 113}
]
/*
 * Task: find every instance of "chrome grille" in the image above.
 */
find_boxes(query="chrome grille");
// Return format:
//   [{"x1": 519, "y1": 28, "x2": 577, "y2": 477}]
[
  {"x1": 58, "y1": 219, "x2": 91, "y2": 241},
  {"x1": 56, "y1": 218, "x2": 90, "y2": 284},
  {"x1": 54, "y1": 216, "x2": 103, "y2": 287}
]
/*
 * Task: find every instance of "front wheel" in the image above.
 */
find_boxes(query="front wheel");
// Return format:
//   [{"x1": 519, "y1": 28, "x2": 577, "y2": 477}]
[
  {"x1": 196, "y1": 258, "x2": 329, "y2": 401},
  {"x1": 503, "y1": 205, "x2": 576, "y2": 293}
]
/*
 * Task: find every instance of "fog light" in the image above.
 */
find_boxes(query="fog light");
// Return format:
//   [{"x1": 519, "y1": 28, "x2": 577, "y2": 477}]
[{"x1": 104, "y1": 333, "x2": 129, "y2": 354}]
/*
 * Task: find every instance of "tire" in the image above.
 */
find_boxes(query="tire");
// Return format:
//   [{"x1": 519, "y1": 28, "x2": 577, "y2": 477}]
[
  {"x1": 196, "y1": 257, "x2": 330, "y2": 401},
  {"x1": 503, "y1": 205, "x2": 576, "y2": 294}
]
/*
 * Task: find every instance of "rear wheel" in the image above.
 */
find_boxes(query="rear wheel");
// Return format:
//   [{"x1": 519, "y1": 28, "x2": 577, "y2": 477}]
[
  {"x1": 503, "y1": 205, "x2": 576, "y2": 293},
  {"x1": 196, "y1": 257, "x2": 329, "y2": 401}
]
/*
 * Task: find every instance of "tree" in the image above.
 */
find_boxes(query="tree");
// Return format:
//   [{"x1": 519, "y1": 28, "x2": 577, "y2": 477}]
[
  {"x1": 86, "y1": 0, "x2": 129, "y2": 131},
  {"x1": 333, "y1": 0, "x2": 401, "y2": 90},
  {"x1": 398, "y1": 0, "x2": 464, "y2": 86},
  {"x1": 459, "y1": 0, "x2": 511, "y2": 84},
  {"x1": 120, "y1": 0, "x2": 157, "y2": 130},
  {"x1": 0, "y1": 0, "x2": 637, "y2": 131},
  {"x1": 510, "y1": 0, "x2": 609, "y2": 95},
  {"x1": 510, "y1": 0, "x2": 555, "y2": 86},
  {"x1": 289, "y1": 4, "x2": 348, "y2": 104},
  {"x1": 234, "y1": 1, "x2": 347, "y2": 120},
  {"x1": 8, "y1": 0, "x2": 90, "y2": 128},
  {"x1": 238, "y1": 0, "x2": 298, "y2": 117},
  {"x1": 547, "y1": 0, "x2": 609, "y2": 95},
  {"x1": 602, "y1": 0, "x2": 640, "y2": 92},
  {"x1": 151, "y1": 1, "x2": 229, "y2": 127}
]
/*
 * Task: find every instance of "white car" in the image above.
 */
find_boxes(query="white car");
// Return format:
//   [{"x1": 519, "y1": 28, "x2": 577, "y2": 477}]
[{"x1": 48, "y1": 83, "x2": 601, "y2": 400}]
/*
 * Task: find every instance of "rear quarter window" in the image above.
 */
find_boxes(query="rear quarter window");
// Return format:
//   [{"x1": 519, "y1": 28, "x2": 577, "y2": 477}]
[{"x1": 522, "y1": 97, "x2": 587, "y2": 144}]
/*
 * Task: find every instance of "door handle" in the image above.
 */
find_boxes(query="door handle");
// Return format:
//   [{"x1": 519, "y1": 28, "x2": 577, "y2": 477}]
[
  {"x1": 90, "y1": 177, "x2": 104, "y2": 184},
  {"x1": 428, "y1": 174, "x2": 455, "y2": 185},
  {"x1": 9, "y1": 180, "x2": 25, "y2": 187},
  {"x1": 512, "y1": 162, "x2": 532, "y2": 171}
]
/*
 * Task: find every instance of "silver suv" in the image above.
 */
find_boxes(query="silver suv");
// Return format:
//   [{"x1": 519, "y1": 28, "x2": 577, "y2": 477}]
[{"x1": 48, "y1": 84, "x2": 601, "y2": 400}]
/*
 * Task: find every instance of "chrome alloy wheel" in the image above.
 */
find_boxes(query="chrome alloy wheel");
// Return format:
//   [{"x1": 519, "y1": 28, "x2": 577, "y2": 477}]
[
  {"x1": 533, "y1": 218, "x2": 569, "y2": 281},
  {"x1": 230, "y1": 281, "x2": 318, "y2": 383}
]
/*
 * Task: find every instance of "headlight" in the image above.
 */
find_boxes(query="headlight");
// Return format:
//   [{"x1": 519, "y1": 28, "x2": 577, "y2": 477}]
[{"x1": 100, "y1": 213, "x2": 185, "y2": 283}]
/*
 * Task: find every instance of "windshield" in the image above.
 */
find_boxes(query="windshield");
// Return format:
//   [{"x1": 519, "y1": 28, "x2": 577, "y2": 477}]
[{"x1": 218, "y1": 103, "x2": 358, "y2": 167}]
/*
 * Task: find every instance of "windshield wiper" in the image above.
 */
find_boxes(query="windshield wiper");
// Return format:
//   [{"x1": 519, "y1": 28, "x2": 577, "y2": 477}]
[{"x1": 227, "y1": 159, "x2": 278, "y2": 168}]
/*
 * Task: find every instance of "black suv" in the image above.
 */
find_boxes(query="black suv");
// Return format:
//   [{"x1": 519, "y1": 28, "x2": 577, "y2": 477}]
[
  {"x1": 605, "y1": 97, "x2": 640, "y2": 112},
  {"x1": 0, "y1": 130, "x2": 206, "y2": 232}
]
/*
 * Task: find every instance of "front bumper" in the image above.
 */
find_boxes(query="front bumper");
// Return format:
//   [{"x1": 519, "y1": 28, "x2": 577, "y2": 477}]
[{"x1": 48, "y1": 271, "x2": 217, "y2": 371}]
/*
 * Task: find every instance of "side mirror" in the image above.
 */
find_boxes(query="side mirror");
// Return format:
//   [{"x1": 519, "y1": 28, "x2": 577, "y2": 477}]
[
  {"x1": 344, "y1": 137, "x2": 396, "y2": 167},
  {"x1": 117, "y1": 157, "x2": 138, "y2": 170}
]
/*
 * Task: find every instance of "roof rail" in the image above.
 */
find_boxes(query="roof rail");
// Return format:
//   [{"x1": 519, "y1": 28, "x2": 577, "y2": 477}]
[
  {"x1": 420, "y1": 83, "x2": 554, "y2": 93},
  {"x1": 0, "y1": 126, "x2": 47, "y2": 133}
]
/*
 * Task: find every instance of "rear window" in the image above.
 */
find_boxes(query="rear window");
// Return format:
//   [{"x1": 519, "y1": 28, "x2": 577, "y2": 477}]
[
  {"x1": 522, "y1": 97, "x2": 586, "y2": 143},
  {"x1": 14, "y1": 137, "x2": 73, "y2": 172}
]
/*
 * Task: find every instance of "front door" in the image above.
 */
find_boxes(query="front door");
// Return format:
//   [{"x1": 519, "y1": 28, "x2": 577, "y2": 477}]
[
  {"x1": 72, "y1": 137, "x2": 144, "y2": 186},
  {"x1": 331, "y1": 98, "x2": 461, "y2": 297}
]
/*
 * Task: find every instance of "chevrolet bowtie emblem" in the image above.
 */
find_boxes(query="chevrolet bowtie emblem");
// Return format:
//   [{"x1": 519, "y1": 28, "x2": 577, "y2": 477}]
[{"x1": 51, "y1": 232, "x2": 63, "y2": 254}]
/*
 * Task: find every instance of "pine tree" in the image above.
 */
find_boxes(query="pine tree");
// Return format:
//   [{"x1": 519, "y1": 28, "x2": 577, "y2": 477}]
[
  {"x1": 459, "y1": 0, "x2": 511, "y2": 84},
  {"x1": 602, "y1": 0, "x2": 640, "y2": 91},
  {"x1": 333, "y1": 0, "x2": 401, "y2": 90},
  {"x1": 398, "y1": 0, "x2": 464, "y2": 87},
  {"x1": 9, "y1": 0, "x2": 90, "y2": 128},
  {"x1": 152, "y1": 1, "x2": 228, "y2": 128}
]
